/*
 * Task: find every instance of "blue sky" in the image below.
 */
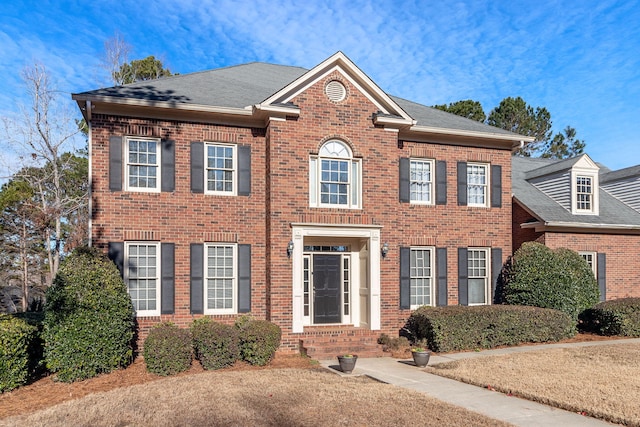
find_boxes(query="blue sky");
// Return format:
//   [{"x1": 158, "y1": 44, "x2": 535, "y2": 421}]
[{"x1": 1, "y1": 0, "x2": 639, "y2": 170}]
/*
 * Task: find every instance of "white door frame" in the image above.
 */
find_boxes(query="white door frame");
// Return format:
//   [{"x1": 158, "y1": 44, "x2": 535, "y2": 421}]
[{"x1": 291, "y1": 223, "x2": 382, "y2": 333}]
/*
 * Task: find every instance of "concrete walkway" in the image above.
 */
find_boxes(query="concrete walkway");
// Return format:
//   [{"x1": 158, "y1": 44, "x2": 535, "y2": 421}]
[{"x1": 320, "y1": 338, "x2": 640, "y2": 426}]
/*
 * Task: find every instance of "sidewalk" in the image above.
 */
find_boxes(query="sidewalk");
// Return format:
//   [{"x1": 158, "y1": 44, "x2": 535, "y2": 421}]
[{"x1": 320, "y1": 338, "x2": 640, "y2": 426}]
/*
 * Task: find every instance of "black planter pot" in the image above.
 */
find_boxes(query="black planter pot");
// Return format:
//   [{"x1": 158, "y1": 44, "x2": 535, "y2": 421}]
[
  {"x1": 337, "y1": 355, "x2": 358, "y2": 373},
  {"x1": 412, "y1": 351, "x2": 430, "y2": 367}
]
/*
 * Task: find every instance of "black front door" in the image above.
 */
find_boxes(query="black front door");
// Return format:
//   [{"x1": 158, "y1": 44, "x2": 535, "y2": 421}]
[{"x1": 313, "y1": 255, "x2": 341, "y2": 324}]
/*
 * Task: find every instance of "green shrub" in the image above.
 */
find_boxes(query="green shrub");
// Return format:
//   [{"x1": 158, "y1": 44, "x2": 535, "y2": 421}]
[
  {"x1": 237, "y1": 319, "x2": 281, "y2": 366},
  {"x1": 501, "y1": 242, "x2": 600, "y2": 319},
  {"x1": 191, "y1": 318, "x2": 239, "y2": 370},
  {"x1": 143, "y1": 323, "x2": 192, "y2": 375},
  {"x1": 0, "y1": 315, "x2": 40, "y2": 393},
  {"x1": 579, "y1": 298, "x2": 640, "y2": 336},
  {"x1": 43, "y1": 247, "x2": 135, "y2": 382},
  {"x1": 408, "y1": 305, "x2": 575, "y2": 352}
]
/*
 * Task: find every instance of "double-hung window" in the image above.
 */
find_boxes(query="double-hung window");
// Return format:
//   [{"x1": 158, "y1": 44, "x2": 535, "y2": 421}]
[
  {"x1": 576, "y1": 176, "x2": 593, "y2": 212},
  {"x1": 467, "y1": 163, "x2": 488, "y2": 206},
  {"x1": 206, "y1": 143, "x2": 236, "y2": 195},
  {"x1": 410, "y1": 159, "x2": 434, "y2": 204},
  {"x1": 125, "y1": 242, "x2": 161, "y2": 316},
  {"x1": 467, "y1": 248, "x2": 489, "y2": 305},
  {"x1": 410, "y1": 248, "x2": 434, "y2": 309},
  {"x1": 125, "y1": 137, "x2": 160, "y2": 191},
  {"x1": 310, "y1": 140, "x2": 361, "y2": 208},
  {"x1": 205, "y1": 243, "x2": 237, "y2": 314},
  {"x1": 579, "y1": 251, "x2": 597, "y2": 276}
]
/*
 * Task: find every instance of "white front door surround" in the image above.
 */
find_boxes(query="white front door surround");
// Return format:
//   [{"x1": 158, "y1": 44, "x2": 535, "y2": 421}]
[{"x1": 291, "y1": 223, "x2": 382, "y2": 333}]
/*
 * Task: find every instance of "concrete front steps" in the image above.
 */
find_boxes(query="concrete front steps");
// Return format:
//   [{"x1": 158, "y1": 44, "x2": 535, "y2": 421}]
[{"x1": 299, "y1": 327, "x2": 385, "y2": 359}]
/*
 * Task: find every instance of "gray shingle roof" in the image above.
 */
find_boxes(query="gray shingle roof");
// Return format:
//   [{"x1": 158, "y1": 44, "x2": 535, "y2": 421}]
[
  {"x1": 75, "y1": 62, "x2": 519, "y2": 137},
  {"x1": 601, "y1": 164, "x2": 640, "y2": 184},
  {"x1": 513, "y1": 156, "x2": 640, "y2": 227}
]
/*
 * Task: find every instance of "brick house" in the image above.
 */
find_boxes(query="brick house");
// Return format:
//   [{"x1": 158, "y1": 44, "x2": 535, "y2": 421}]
[
  {"x1": 73, "y1": 52, "x2": 535, "y2": 356},
  {"x1": 512, "y1": 155, "x2": 640, "y2": 301}
]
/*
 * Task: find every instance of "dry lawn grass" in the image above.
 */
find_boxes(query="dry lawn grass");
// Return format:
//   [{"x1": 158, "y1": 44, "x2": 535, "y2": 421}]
[
  {"x1": 426, "y1": 342, "x2": 640, "y2": 426},
  {"x1": 0, "y1": 368, "x2": 511, "y2": 427}
]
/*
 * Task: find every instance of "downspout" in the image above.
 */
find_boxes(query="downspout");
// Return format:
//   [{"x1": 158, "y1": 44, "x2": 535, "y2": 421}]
[{"x1": 87, "y1": 100, "x2": 92, "y2": 247}]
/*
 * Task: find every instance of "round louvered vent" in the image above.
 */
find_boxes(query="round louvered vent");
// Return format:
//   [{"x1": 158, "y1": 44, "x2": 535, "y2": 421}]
[{"x1": 325, "y1": 80, "x2": 346, "y2": 102}]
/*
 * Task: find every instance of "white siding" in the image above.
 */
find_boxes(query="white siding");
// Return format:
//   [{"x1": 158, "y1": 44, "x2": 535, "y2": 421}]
[
  {"x1": 602, "y1": 176, "x2": 640, "y2": 212},
  {"x1": 531, "y1": 171, "x2": 571, "y2": 210}
]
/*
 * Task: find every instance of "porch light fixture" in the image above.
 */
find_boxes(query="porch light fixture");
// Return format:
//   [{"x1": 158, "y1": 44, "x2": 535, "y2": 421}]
[
  {"x1": 381, "y1": 242, "x2": 389, "y2": 258},
  {"x1": 287, "y1": 240, "x2": 294, "y2": 258}
]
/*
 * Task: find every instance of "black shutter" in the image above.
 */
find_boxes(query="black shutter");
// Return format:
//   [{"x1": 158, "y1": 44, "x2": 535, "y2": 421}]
[
  {"x1": 108, "y1": 242, "x2": 124, "y2": 278},
  {"x1": 109, "y1": 136, "x2": 123, "y2": 191},
  {"x1": 436, "y1": 247, "x2": 448, "y2": 306},
  {"x1": 399, "y1": 247, "x2": 411, "y2": 309},
  {"x1": 457, "y1": 162, "x2": 467, "y2": 206},
  {"x1": 491, "y1": 165, "x2": 502, "y2": 208},
  {"x1": 161, "y1": 243, "x2": 175, "y2": 314},
  {"x1": 190, "y1": 244, "x2": 204, "y2": 314},
  {"x1": 597, "y1": 253, "x2": 606, "y2": 302},
  {"x1": 399, "y1": 158, "x2": 410, "y2": 203},
  {"x1": 238, "y1": 146, "x2": 251, "y2": 196},
  {"x1": 161, "y1": 139, "x2": 175, "y2": 192},
  {"x1": 191, "y1": 142, "x2": 204, "y2": 193},
  {"x1": 491, "y1": 248, "x2": 502, "y2": 303},
  {"x1": 436, "y1": 161, "x2": 447, "y2": 205},
  {"x1": 458, "y1": 248, "x2": 468, "y2": 305},
  {"x1": 238, "y1": 244, "x2": 251, "y2": 313}
]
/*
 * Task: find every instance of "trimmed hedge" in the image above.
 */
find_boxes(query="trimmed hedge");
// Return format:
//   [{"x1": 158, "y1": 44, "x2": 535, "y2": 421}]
[
  {"x1": 43, "y1": 247, "x2": 135, "y2": 382},
  {"x1": 237, "y1": 319, "x2": 281, "y2": 366},
  {"x1": 500, "y1": 242, "x2": 600, "y2": 319},
  {"x1": 191, "y1": 318, "x2": 239, "y2": 370},
  {"x1": 579, "y1": 298, "x2": 640, "y2": 337},
  {"x1": 144, "y1": 323, "x2": 192, "y2": 376},
  {"x1": 408, "y1": 305, "x2": 575, "y2": 352},
  {"x1": 0, "y1": 315, "x2": 39, "y2": 393}
]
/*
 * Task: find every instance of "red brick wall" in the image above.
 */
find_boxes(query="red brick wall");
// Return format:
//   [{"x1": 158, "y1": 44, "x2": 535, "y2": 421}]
[
  {"x1": 543, "y1": 233, "x2": 640, "y2": 299},
  {"x1": 90, "y1": 116, "x2": 269, "y2": 342},
  {"x1": 512, "y1": 202, "x2": 545, "y2": 252}
]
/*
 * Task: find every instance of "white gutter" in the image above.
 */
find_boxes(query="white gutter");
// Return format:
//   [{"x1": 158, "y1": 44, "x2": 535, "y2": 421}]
[{"x1": 409, "y1": 124, "x2": 536, "y2": 143}]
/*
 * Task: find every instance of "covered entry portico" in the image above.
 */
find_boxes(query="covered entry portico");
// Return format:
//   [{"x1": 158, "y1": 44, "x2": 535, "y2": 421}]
[{"x1": 291, "y1": 224, "x2": 382, "y2": 333}]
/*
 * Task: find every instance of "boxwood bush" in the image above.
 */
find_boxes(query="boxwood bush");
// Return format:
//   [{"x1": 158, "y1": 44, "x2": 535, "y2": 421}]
[
  {"x1": 579, "y1": 298, "x2": 640, "y2": 336},
  {"x1": 408, "y1": 305, "x2": 575, "y2": 352},
  {"x1": 143, "y1": 323, "x2": 192, "y2": 376},
  {"x1": 0, "y1": 315, "x2": 39, "y2": 393},
  {"x1": 237, "y1": 319, "x2": 281, "y2": 366},
  {"x1": 43, "y1": 247, "x2": 135, "y2": 382},
  {"x1": 500, "y1": 242, "x2": 600, "y2": 320},
  {"x1": 191, "y1": 318, "x2": 239, "y2": 370}
]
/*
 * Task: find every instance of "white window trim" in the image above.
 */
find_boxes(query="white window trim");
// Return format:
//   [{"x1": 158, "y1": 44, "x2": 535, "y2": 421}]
[
  {"x1": 410, "y1": 247, "x2": 435, "y2": 310},
  {"x1": 579, "y1": 251, "x2": 597, "y2": 277},
  {"x1": 124, "y1": 241, "x2": 161, "y2": 317},
  {"x1": 309, "y1": 140, "x2": 361, "y2": 209},
  {"x1": 124, "y1": 136, "x2": 161, "y2": 193},
  {"x1": 204, "y1": 243, "x2": 238, "y2": 315},
  {"x1": 410, "y1": 159, "x2": 435, "y2": 205},
  {"x1": 571, "y1": 169, "x2": 599, "y2": 215},
  {"x1": 467, "y1": 247, "x2": 490, "y2": 306},
  {"x1": 467, "y1": 162, "x2": 489, "y2": 207},
  {"x1": 204, "y1": 142, "x2": 237, "y2": 196}
]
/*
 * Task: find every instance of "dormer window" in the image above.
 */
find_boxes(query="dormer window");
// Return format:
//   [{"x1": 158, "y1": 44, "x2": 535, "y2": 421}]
[
  {"x1": 571, "y1": 167, "x2": 599, "y2": 215},
  {"x1": 576, "y1": 176, "x2": 593, "y2": 211}
]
